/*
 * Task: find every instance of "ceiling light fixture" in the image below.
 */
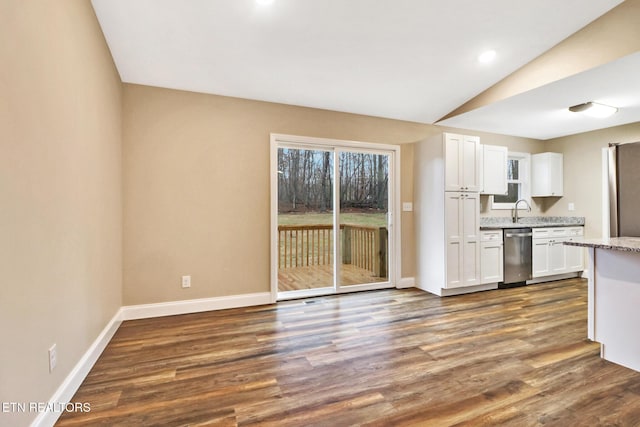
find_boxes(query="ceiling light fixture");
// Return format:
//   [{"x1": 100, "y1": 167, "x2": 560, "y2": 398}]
[
  {"x1": 478, "y1": 50, "x2": 496, "y2": 64},
  {"x1": 568, "y1": 102, "x2": 618, "y2": 118}
]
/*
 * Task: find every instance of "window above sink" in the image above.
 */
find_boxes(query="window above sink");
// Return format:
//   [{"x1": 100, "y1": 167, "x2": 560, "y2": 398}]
[{"x1": 492, "y1": 152, "x2": 531, "y2": 210}]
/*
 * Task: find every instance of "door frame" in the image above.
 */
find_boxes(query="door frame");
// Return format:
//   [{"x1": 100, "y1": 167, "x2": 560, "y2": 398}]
[{"x1": 270, "y1": 133, "x2": 401, "y2": 302}]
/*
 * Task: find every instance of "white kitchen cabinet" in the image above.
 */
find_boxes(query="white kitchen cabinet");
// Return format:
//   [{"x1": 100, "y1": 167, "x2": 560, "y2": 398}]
[
  {"x1": 532, "y1": 152, "x2": 563, "y2": 197},
  {"x1": 415, "y1": 133, "x2": 486, "y2": 296},
  {"x1": 549, "y1": 240, "x2": 567, "y2": 275},
  {"x1": 565, "y1": 232, "x2": 585, "y2": 271},
  {"x1": 532, "y1": 238, "x2": 550, "y2": 277},
  {"x1": 445, "y1": 133, "x2": 481, "y2": 192},
  {"x1": 481, "y1": 230, "x2": 504, "y2": 284},
  {"x1": 532, "y1": 227, "x2": 584, "y2": 278},
  {"x1": 480, "y1": 144, "x2": 508, "y2": 195},
  {"x1": 445, "y1": 192, "x2": 481, "y2": 288}
]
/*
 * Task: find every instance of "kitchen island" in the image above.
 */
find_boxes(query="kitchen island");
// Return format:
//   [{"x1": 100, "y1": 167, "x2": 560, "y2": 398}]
[{"x1": 565, "y1": 237, "x2": 640, "y2": 373}]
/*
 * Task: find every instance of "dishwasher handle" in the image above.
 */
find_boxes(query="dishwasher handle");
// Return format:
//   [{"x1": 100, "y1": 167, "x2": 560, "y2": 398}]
[{"x1": 505, "y1": 232, "x2": 533, "y2": 237}]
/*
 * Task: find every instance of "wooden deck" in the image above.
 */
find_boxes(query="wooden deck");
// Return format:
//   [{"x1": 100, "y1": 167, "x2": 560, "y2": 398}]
[
  {"x1": 278, "y1": 264, "x2": 388, "y2": 291},
  {"x1": 57, "y1": 278, "x2": 640, "y2": 426}
]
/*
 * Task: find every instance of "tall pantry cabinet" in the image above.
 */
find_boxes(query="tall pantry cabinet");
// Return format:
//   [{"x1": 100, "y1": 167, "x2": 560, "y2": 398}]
[{"x1": 415, "y1": 133, "x2": 494, "y2": 296}]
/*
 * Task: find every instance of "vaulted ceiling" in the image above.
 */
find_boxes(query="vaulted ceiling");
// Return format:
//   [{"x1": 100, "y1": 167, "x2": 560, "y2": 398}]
[{"x1": 92, "y1": 0, "x2": 640, "y2": 139}]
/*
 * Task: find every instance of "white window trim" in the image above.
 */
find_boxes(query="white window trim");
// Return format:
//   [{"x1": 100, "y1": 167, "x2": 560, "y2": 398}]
[{"x1": 491, "y1": 152, "x2": 531, "y2": 210}]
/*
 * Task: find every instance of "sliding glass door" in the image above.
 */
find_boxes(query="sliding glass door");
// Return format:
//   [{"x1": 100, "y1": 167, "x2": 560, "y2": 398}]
[
  {"x1": 272, "y1": 136, "x2": 395, "y2": 300},
  {"x1": 276, "y1": 147, "x2": 335, "y2": 293},
  {"x1": 339, "y1": 151, "x2": 390, "y2": 287}
]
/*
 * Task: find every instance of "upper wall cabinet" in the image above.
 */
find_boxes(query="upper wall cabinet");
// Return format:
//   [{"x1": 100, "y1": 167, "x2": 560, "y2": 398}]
[
  {"x1": 480, "y1": 144, "x2": 508, "y2": 195},
  {"x1": 444, "y1": 133, "x2": 481, "y2": 192},
  {"x1": 532, "y1": 152, "x2": 563, "y2": 197}
]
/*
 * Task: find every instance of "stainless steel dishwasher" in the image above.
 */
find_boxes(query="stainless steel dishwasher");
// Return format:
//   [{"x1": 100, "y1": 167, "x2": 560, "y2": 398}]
[{"x1": 502, "y1": 228, "x2": 532, "y2": 286}]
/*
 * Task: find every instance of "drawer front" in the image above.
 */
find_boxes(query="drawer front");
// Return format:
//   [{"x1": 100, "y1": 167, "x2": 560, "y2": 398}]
[
  {"x1": 550, "y1": 228, "x2": 569, "y2": 238},
  {"x1": 567, "y1": 227, "x2": 584, "y2": 237},
  {"x1": 533, "y1": 227, "x2": 577, "y2": 239},
  {"x1": 533, "y1": 228, "x2": 552, "y2": 239},
  {"x1": 481, "y1": 230, "x2": 503, "y2": 242}
]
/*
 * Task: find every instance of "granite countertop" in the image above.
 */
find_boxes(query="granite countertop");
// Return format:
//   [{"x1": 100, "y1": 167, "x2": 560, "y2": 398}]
[
  {"x1": 564, "y1": 237, "x2": 640, "y2": 253},
  {"x1": 480, "y1": 216, "x2": 585, "y2": 230}
]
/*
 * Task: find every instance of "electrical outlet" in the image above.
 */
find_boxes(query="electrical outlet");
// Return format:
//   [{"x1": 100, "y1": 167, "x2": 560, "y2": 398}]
[
  {"x1": 48, "y1": 344, "x2": 57, "y2": 372},
  {"x1": 181, "y1": 275, "x2": 191, "y2": 288}
]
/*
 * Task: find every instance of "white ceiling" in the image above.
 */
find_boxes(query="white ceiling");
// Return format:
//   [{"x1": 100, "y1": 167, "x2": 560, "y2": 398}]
[
  {"x1": 91, "y1": 0, "x2": 627, "y2": 139},
  {"x1": 438, "y1": 51, "x2": 640, "y2": 140}
]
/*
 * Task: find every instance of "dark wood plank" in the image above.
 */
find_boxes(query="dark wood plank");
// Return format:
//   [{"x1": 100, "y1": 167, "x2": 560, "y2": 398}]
[{"x1": 56, "y1": 279, "x2": 640, "y2": 426}]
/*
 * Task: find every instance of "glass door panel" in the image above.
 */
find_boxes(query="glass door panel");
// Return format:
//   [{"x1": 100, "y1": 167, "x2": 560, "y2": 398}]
[
  {"x1": 277, "y1": 147, "x2": 334, "y2": 294},
  {"x1": 338, "y1": 151, "x2": 390, "y2": 287}
]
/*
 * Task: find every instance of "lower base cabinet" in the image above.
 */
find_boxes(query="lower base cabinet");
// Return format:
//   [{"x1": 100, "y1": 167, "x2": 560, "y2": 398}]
[
  {"x1": 480, "y1": 230, "x2": 503, "y2": 284},
  {"x1": 532, "y1": 227, "x2": 584, "y2": 278}
]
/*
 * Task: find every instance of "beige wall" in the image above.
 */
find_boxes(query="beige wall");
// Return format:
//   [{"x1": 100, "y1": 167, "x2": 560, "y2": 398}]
[
  {"x1": 122, "y1": 84, "x2": 438, "y2": 304},
  {"x1": 545, "y1": 122, "x2": 640, "y2": 239},
  {"x1": 0, "y1": 1, "x2": 122, "y2": 425}
]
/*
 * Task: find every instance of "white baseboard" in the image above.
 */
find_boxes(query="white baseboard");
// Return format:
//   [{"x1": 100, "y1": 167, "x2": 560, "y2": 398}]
[
  {"x1": 414, "y1": 281, "x2": 498, "y2": 297},
  {"x1": 32, "y1": 309, "x2": 123, "y2": 427},
  {"x1": 120, "y1": 292, "x2": 273, "y2": 320},
  {"x1": 527, "y1": 271, "x2": 581, "y2": 285},
  {"x1": 440, "y1": 283, "x2": 498, "y2": 296},
  {"x1": 396, "y1": 277, "x2": 415, "y2": 289}
]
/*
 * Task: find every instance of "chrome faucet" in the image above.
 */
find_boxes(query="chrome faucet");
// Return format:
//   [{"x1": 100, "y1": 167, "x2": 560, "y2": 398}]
[{"x1": 513, "y1": 199, "x2": 531, "y2": 223}]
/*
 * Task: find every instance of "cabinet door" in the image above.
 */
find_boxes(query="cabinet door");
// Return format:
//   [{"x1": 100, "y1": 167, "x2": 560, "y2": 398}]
[
  {"x1": 549, "y1": 240, "x2": 567, "y2": 274},
  {"x1": 462, "y1": 135, "x2": 481, "y2": 192},
  {"x1": 445, "y1": 192, "x2": 463, "y2": 287},
  {"x1": 481, "y1": 242, "x2": 504, "y2": 284},
  {"x1": 444, "y1": 133, "x2": 463, "y2": 192},
  {"x1": 532, "y1": 153, "x2": 563, "y2": 197},
  {"x1": 548, "y1": 154, "x2": 564, "y2": 196},
  {"x1": 462, "y1": 192, "x2": 481, "y2": 286},
  {"x1": 481, "y1": 145, "x2": 508, "y2": 195},
  {"x1": 532, "y1": 239, "x2": 550, "y2": 277},
  {"x1": 565, "y1": 238, "x2": 585, "y2": 272}
]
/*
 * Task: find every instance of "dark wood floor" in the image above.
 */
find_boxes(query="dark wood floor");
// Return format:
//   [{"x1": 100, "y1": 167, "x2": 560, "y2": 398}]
[{"x1": 57, "y1": 279, "x2": 640, "y2": 426}]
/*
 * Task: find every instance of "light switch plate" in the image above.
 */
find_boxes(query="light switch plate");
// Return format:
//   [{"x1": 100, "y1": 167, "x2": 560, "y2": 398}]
[
  {"x1": 402, "y1": 202, "x2": 413, "y2": 212},
  {"x1": 568, "y1": 203, "x2": 575, "y2": 211},
  {"x1": 181, "y1": 275, "x2": 191, "y2": 288}
]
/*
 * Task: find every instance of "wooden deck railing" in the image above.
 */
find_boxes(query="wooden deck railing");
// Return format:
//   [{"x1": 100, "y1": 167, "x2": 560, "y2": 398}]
[
  {"x1": 278, "y1": 224, "x2": 334, "y2": 269},
  {"x1": 278, "y1": 224, "x2": 388, "y2": 277},
  {"x1": 342, "y1": 225, "x2": 388, "y2": 278}
]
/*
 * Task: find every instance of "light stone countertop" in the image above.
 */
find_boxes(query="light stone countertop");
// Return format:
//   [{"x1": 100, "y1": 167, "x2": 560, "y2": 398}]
[
  {"x1": 480, "y1": 216, "x2": 585, "y2": 230},
  {"x1": 564, "y1": 237, "x2": 640, "y2": 253}
]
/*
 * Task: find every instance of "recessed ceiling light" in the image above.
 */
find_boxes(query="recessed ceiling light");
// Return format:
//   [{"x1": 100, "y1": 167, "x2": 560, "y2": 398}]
[
  {"x1": 568, "y1": 102, "x2": 618, "y2": 118},
  {"x1": 256, "y1": 0, "x2": 274, "y2": 5},
  {"x1": 478, "y1": 50, "x2": 496, "y2": 64}
]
